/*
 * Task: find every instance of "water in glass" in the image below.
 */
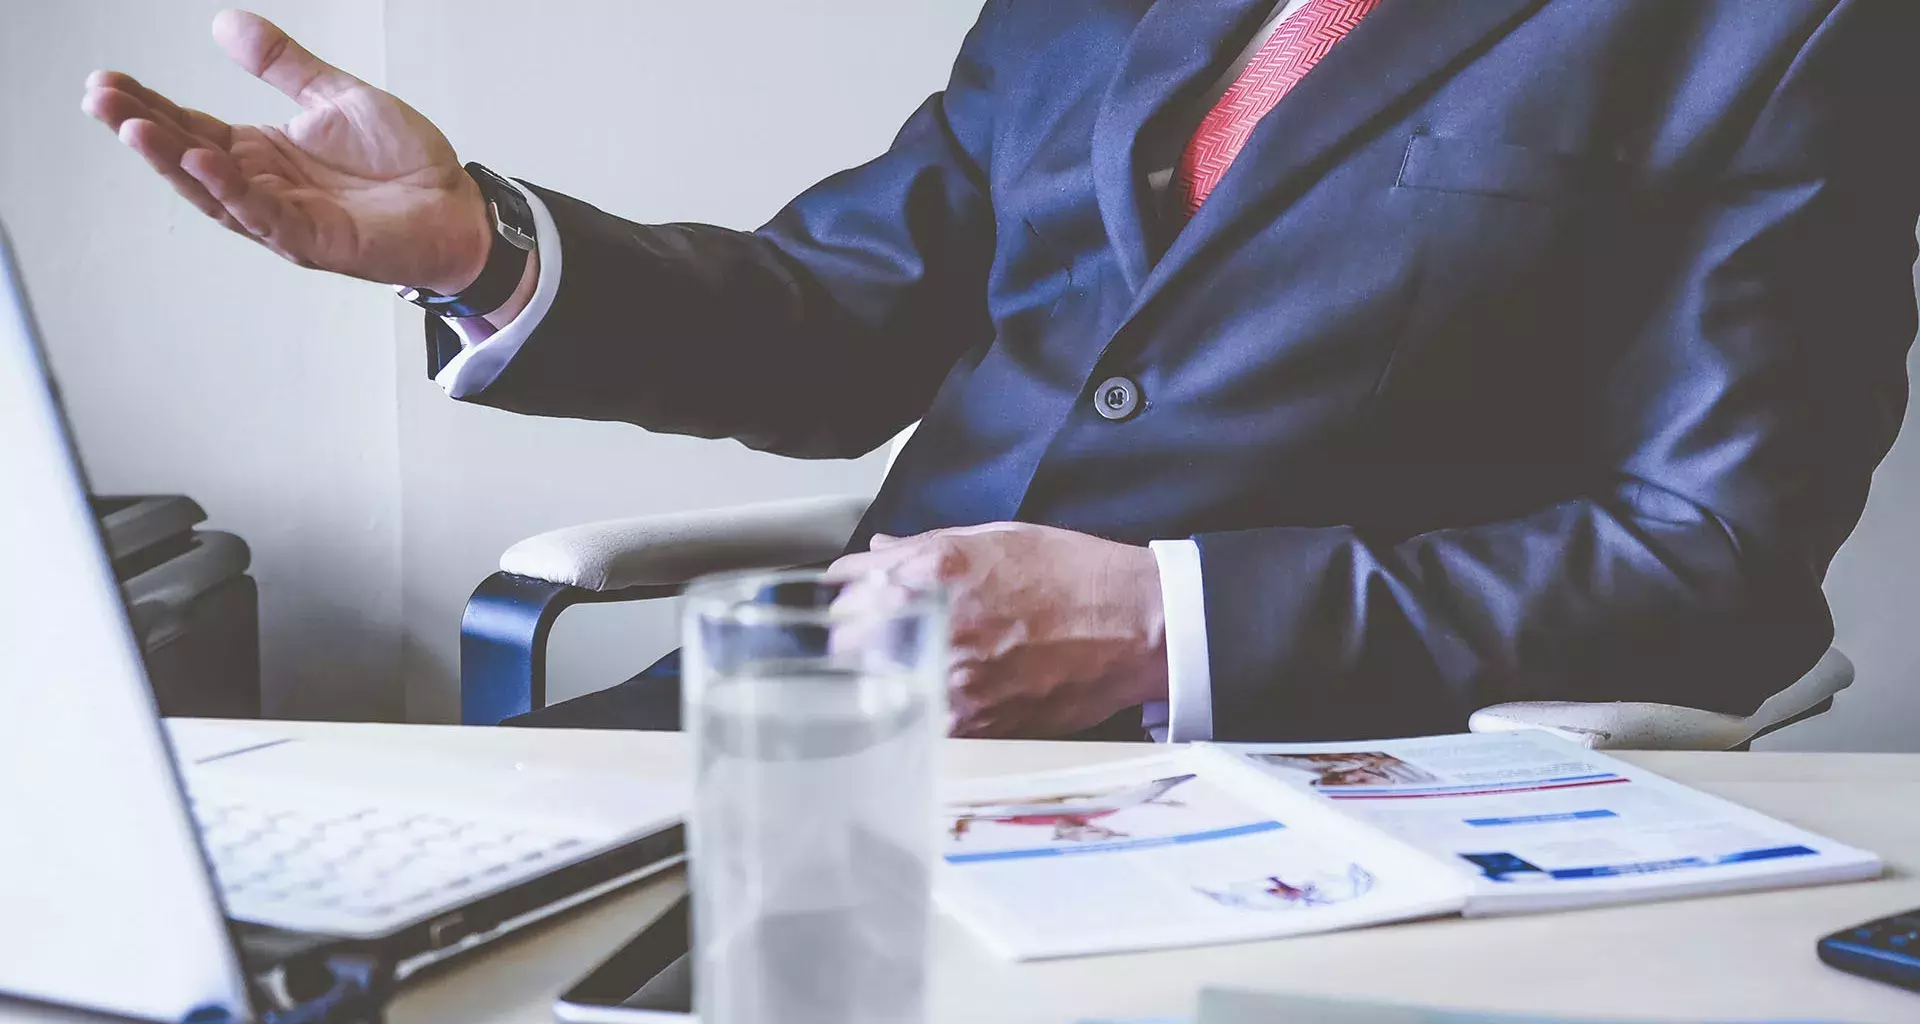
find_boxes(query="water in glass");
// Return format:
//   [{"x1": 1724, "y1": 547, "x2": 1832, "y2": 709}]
[{"x1": 685, "y1": 573, "x2": 944, "y2": 1024}]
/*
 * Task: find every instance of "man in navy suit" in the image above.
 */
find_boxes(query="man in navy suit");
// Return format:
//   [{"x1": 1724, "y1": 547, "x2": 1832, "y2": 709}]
[{"x1": 86, "y1": 1, "x2": 1918, "y2": 741}]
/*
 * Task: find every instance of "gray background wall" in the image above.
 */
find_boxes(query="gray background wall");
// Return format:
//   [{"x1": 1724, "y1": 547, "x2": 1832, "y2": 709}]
[
  {"x1": 1, "y1": 0, "x2": 403, "y2": 721},
  {"x1": 2, "y1": 2, "x2": 1914, "y2": 748}
]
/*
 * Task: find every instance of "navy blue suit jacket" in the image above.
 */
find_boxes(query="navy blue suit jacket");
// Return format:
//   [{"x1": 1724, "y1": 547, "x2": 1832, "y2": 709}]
[{"x1": 434, "y1": 0, "x2": 1920, "y2": 740}]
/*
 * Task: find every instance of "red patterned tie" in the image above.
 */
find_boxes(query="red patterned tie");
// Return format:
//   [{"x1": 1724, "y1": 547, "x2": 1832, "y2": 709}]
[{"x1": 1174, "y1": 0, "x2": 1381, "y2": 219}]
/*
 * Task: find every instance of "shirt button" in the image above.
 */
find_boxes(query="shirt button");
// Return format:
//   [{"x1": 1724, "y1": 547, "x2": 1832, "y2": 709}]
[{"x1": 1093, "y1": 376, "x2": 1141, "y2": 421}]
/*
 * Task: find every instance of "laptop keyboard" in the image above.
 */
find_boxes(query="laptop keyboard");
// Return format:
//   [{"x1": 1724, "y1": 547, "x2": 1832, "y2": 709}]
[{"x1": 192, "y1": 795, "x2": 591, "y2": 931}]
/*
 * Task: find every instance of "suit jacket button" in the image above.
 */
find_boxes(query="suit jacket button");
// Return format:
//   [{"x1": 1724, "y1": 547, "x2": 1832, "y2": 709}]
[{"x1": 1093, "y1": 376, "x2": 1141, "y2": 421}]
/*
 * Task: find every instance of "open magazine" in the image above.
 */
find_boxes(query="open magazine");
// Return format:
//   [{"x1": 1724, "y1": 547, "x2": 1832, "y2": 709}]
[{"x1": 936, "y1": 730, "x2": 1881, "y2": 960}]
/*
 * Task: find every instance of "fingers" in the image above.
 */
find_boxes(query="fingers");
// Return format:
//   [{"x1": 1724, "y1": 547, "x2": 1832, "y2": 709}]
[
  {"x1": 948, "y1": 681, "x2": 1029, "y2": 738},
  {"x1": 926, "y1": 522, "x2": 1024, "y2": 538},
  {"x1": 114, "y1": 119, "x2": 243, "y2": 232},
  {"x1": 828, "y1": 529, "x2": 948, "y2": 577},
  {"x1": 84, "y1": 70, "x2": 232, "y2": 148},
  {"x1": 78, "y1": 68, "x2": 282, "y2": 245},
  {"x1": 112, "y1": 108, "x2": 196, "y2": 167},
  {"x1": 83, "y1": 73, "x2": 244, "y2": 234},
  {"x1": 81, "y1": 83, "x2": 144, "y2": 135},
  {"x1": 825, "y1": 548, "x2": 890, "y2": 580},
  {"x1": 828, "y1": 532, "x2": 974, "y2": 592},
  {"x1": 83, "y1": 76, "x2": 251, "y2": 237},
  {"x1": 180, "y1": 147, "x2": 295, "y2": 243},
  {"x1": 863, "y1": 522, "x2": 1019, "y2": 554},
  {"x1": 212, "y1": 9, "x2": 363, "y2": 106}
]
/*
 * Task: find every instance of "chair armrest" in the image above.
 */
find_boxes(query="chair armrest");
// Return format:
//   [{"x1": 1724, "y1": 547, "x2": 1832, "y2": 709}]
[
  {"x1": 500, "y1": 494, "x2": 873, "y2": 591},
  {"x1": 1467, "y1": 648, "x2": 1855, "y2": 750},
  {"x1": 461, "y1": 494, "x2": 872, "y2": 725}
]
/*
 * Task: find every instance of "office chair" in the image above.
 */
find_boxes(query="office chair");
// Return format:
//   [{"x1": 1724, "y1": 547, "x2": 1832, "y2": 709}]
[{"x1": 458, "y1": 429, "x2": 1854, "y2": 750}]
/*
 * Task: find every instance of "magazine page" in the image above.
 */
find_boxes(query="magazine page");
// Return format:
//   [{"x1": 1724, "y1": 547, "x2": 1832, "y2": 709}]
[
  {"x1": 934, "y1": 749, "x2": 1468, "y2": 960},
  {"x1": 1209, "y1": 731, "x2": 1882, "y2": 915}
]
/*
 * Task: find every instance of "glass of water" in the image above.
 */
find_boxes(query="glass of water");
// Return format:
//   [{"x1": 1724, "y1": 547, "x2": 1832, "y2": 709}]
[{"x1": 682, "y1": 568, "x2": 948, "y2": 1024}]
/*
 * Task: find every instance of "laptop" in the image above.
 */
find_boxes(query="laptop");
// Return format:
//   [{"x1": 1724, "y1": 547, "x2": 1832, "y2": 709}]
[{"x1": 0, "y1": 223, "x2": 685, "y2": 1022}]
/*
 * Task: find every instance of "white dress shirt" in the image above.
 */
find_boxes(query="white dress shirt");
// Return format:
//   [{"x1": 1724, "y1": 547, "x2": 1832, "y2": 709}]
[{"x1": 435, "y1": 0, "x2": 1312, "y2": 742}]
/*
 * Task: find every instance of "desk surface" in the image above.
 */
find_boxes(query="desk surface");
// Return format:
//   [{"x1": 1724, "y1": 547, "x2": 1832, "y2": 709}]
[
  {"x1": 22, "y1": 722, "x2": 1920, "y2": 1024},
  {"x1": 243, "y1": 722, "x2": 1920, "y2": 1024}
]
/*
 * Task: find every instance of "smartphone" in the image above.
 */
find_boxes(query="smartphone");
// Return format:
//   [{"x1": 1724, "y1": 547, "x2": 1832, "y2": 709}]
[
  {"x1": 554, "y1": 895, "x2": 693, "y2": 1022},
  {"x1": 1816, "y1": 906, "x2": 1920, "y2": 993}
]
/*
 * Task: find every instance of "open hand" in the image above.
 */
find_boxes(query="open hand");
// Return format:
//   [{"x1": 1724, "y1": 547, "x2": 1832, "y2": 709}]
[
  {"x1": 829, "y1": 522, "x2": 1170, "y2": 738},
  {"x1": 81, "y1": 10, "x2": 490, "y2": 293}
]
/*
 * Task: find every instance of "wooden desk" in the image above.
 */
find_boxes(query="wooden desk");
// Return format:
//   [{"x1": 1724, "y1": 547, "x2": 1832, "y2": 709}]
[{"x1": 16, "y1": 723, "x2": 1920, "y2": 1023}]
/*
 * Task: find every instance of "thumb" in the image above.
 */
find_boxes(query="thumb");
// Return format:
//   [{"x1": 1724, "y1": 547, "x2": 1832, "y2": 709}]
[
  {"x1": 869, "y1": 533, "x2": 901, "y2": 549},
  {"x1": 212, "y1": 10, "x2": 363, "y2": 106}
]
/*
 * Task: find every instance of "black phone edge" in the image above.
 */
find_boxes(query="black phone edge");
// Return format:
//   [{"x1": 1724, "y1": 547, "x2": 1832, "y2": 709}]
[{"x1": 558, "y1": 893, "x2": 694, "y2": 1010}]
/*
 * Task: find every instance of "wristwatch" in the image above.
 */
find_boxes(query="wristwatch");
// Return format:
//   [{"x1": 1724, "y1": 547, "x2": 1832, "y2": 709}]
[{"x1": 396, "y1": 162, "x2": 536, "y2": 319}]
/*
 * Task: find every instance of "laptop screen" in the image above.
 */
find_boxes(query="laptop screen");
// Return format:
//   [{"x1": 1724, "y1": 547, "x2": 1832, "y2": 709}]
[{"x1": 0, "y1": 226, "x2": 252, "y2": 1020}]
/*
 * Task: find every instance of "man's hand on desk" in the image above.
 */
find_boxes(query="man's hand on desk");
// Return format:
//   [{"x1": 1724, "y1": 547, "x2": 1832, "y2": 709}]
[
  {"x1": 80, "y1": 9, "x2": 530, "y2": 322},
  {"x1": 828, "y1": 522, "x2": 1170, "y2": 739}
]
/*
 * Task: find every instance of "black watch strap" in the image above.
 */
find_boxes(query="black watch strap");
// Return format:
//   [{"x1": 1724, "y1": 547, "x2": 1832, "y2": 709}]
[{"x1": 397, "y1": 163, "x2": 536, "y2": 319}]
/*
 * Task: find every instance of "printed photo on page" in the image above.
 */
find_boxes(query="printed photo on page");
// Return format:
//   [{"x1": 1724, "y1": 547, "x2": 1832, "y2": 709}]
[
  {"x1": 935, "y1": 751, "x2": 1468, "y2": 960},
  {"x1": 1213, "y1": 731, "x2": 1881, "y2": 915}
]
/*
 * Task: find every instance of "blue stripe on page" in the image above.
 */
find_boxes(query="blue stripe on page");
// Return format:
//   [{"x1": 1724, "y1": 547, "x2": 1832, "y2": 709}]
[
  {"x1": 1544, "y1": 845, "x2": 1818, "y2": 880},
  {"x1": 1465, "y1": 809, "x2": 1619, "y2": 827},
  {"x1": 1717, "y1": 844, "x2": 1820, "y2": 865},
  {"x1": 944, "y1": 820, "x2": 1284, "y2": 865}
]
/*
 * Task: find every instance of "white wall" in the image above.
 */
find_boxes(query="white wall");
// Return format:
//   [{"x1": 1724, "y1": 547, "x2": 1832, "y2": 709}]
[
  {"x1": 0, "y1": 0, "x2": 403, "y2": 720},
  {"x1": 7, "y1": 1, "x2": 1916, "y2": 747}
]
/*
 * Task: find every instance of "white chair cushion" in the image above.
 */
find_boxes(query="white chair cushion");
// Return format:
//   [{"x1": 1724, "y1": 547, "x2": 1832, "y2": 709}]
[
  {"x1": 500, "y1": 494, "x2": 872, "y2": 591},
  {"x1": 1468, "y1": 648, "x2": 1855, "y2": 750}
]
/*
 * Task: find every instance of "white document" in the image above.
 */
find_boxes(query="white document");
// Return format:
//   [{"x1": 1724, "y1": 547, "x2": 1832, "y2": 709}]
[
  {"x1": 1218, "y1": 731, "x2": 1883, "y2": 915},
  {"x1": 937, "y1": 731, "x2": 1882, "y2": 961},
  {"x1": 936, "y1": 749, "x2": 1469, "y2": 960}
]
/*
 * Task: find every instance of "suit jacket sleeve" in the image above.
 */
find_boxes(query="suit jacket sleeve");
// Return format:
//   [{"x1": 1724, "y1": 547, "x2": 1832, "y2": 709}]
[
  {"x1": 429, "y1": 1, "x2": 1006, "y2": 460},
  {"x1": 1197, "y1": 0, "x2": 1920, "y2": 740}
]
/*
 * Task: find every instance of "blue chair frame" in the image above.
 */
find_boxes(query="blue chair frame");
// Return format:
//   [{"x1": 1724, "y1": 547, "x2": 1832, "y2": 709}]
[{"x1": 459, "y1": 572, "x2": 678, "y2": 725}]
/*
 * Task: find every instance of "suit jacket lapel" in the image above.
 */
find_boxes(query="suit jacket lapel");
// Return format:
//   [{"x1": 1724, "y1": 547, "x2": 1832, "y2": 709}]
[
  {"x1": 1129, "y1": 0, "x2": 1547, "y2": 317},
  {"x1": 1091, "y1": 0, "x2": 1275, "y2": 294}
]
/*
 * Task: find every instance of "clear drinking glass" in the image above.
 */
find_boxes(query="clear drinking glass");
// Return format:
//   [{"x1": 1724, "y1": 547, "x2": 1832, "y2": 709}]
[{"x1": 683, "y1": 569, "x2": 948, "y2": 1024}]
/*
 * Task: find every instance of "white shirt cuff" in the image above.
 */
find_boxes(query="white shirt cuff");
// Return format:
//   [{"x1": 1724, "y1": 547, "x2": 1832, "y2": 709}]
[
  {"x1": 1148, "y1": 538, "x2": 1214, "y2": 743},
  {"x1": 432, "y1": 181, "x2": 564, "y2": 398}
]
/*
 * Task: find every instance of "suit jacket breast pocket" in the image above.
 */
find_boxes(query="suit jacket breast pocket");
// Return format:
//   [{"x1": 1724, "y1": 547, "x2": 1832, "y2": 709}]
[{"x1": 1395, "y1": 134, "x2": 1624, "y2": 206}]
